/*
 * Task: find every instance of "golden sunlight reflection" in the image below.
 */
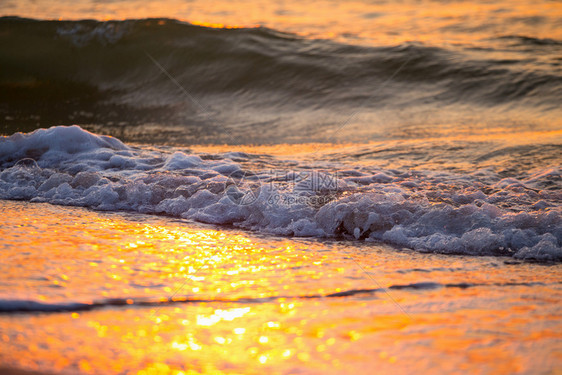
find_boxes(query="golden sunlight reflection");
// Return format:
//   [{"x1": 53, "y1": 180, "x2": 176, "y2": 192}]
[
  {"x1": 191, "y1": 128, "x2": 562, "y2": 175},
  {"x1": 0, "y1": 201, "x2": 561, "y2": 373},
  {"x1": 7, "y1": 0, "x2": 562, "y2": 48},
  {"x1": 196, "y1": 307, "x2": 251, "y2": 326},
  {"x1": 1, "y1": 0, "x2": 561, "y2": 372},
  {"x1": 191, "y1": 128, "x2": 562, "y2": 159}
]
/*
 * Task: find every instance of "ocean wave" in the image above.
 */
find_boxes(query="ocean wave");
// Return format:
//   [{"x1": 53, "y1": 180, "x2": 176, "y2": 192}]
[
  {"x1": 1, "y1": 126, "x2": 560, "y2": 261},
  {"x1": 496, "y1": 35, "x2": 562, "y2": 47},
  {"x1": 1, "y1": 17, "x2": 561, "y2": 137}
]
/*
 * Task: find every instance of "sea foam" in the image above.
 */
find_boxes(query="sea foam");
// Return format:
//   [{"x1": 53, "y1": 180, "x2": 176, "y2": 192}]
[{"x1": 1, "y1": 126, "x2": 560, "y2": 261}]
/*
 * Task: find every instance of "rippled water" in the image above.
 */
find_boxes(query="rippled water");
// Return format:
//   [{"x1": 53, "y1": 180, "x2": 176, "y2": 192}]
[
  {"x1": 1, "y1": 0, "x2": 561, "y2": 143},
  {"x1": 1, "y1": 0, "x2": 561, "y2": 373},
  {"x1": 1, "y1": 200, "x2": 561, "y2": 374}
]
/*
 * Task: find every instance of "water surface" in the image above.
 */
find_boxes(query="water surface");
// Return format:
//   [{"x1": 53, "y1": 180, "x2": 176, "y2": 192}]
[
  {"x1": 1, "y1": 200, "x2": 561, "y2": 374},
  {"x1": 1, "y1": 0, "x2": 561, "y2": 373}
]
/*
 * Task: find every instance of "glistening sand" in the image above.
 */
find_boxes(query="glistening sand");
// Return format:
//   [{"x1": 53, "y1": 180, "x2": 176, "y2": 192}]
[{"x1": 0, "y1": 200, "x2": 561, "y2": 374}]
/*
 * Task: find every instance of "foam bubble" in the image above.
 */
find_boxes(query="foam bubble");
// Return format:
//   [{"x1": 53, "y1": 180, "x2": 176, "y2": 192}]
[{"x1": 1, "y1": 126, "x2": 560, "y2": 261}]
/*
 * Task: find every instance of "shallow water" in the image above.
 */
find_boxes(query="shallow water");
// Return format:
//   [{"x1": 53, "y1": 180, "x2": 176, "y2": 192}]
[
  {"x1": 1, "y1": 200, "x2": 561, "y2": 374},
  {"x1": 0, "y1": 126, "x2": 560, "y2": 261},
  {"x1": 1, "y1": 0, "x2": 561, "y2": 373}
]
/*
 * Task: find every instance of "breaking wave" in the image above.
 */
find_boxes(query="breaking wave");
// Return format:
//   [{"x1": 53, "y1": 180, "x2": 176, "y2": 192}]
[
  {"x1": 1, "y1": 17, "x2": 561, "y2": 143},
  {"x1": 1, "y1": 126, "x2": 560, "y2": 261}
]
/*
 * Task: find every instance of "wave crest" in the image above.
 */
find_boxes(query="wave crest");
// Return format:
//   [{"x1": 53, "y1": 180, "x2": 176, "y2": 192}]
[{"x1": 1, "y1": 17, "x2": 561, "y2": 142}]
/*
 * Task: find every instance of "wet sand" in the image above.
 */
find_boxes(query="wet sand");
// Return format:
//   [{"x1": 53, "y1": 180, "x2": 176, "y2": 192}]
[{"x1": 0, "y1": 200, "x2": 561, "y2": 374}]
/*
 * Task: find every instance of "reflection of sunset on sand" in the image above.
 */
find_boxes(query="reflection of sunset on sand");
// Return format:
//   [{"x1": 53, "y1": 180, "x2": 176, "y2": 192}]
[
  {"x1": 0, "y1": 200, "x2": 560, "y2": 374},
  {"x1": 1, "y1": 0, "x2": 561, "y2": 373}
]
